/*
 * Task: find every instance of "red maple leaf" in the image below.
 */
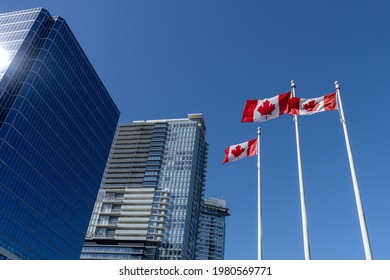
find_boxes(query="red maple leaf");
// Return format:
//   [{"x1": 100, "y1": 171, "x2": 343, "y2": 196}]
[
  {"x1": 303, "y1": 100, "x2": 321, "y2": 112},
  {"x1": 231, "y1": 145, "x2": 245, "y2": 158},
  {"x1": 257, "y1": 100, "x2": 275, "y2": 119}
]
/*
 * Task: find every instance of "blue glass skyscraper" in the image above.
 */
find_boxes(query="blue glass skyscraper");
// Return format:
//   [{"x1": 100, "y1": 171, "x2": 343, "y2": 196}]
[{"x1": 0, "y1": 8, "x2": 119, "y2": 259}]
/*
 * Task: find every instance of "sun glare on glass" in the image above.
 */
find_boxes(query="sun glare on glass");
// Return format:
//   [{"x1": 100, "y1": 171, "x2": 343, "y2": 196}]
[{"x1": 0, "y1": 48, "x2": 10, "y2": 70}]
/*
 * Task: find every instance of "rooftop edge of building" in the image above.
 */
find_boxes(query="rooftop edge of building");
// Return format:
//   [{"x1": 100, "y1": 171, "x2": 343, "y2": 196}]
[{"x1": 132, "y1": 113, "x2": 206, "y2": 132}]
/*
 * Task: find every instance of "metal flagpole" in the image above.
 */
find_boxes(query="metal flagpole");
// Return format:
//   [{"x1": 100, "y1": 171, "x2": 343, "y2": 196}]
[
  {"x1": 334, "y1": 81, "x2": 373, "y2": 260},
  {"x1": 291, "y1": 80, "x2": 311, "y2": 260},
  {"x1": 257, "y1": 127, "x2": 262, "y2": 260}
]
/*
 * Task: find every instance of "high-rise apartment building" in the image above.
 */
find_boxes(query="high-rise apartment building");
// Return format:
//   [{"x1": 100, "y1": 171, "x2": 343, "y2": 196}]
[
  {"x1": 82, "y1": 114, "x2": 209, "y2": 260},
  {"x1": 195, "y1": 197, "x2": 230, "y2": 260},
  {"x1": 0, "y1": 8, "x2": 119, "y2": 259}
]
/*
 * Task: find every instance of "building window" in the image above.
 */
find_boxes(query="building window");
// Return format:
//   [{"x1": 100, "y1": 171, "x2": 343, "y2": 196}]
[{"x1": 112, "y1": 205, "x2": 121, "y2": 212}]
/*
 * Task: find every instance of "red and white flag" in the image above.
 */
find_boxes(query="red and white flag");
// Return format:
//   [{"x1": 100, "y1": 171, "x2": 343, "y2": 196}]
[
  {"x1": 288, "y1": 92, "x2": 338, "y2": 115},
  {"x1": 241, "y1": 92, "x2": 291, "y2": 123},
  {"x1": 222, "y1": 138, "x2": 257, "y2": 164}
]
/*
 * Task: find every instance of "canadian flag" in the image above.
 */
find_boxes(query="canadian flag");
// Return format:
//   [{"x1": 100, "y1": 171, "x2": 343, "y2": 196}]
[
  {"x1": 288, "y1": 92, "x2": 338, "y2": 115},
  {"x1": 241, "y1": 92, "x2": 291, "y2": 123},
  {"x1": 222, "y1": 138, "x2": 257, "y2": 164}
]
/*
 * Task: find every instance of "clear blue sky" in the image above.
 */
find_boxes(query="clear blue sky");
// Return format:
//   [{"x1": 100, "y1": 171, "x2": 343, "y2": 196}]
[{"x1": 2, "y1": 1, "x2": 390, "y2": 260}]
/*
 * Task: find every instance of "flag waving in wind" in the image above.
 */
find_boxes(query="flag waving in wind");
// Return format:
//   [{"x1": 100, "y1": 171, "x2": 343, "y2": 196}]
[
  {"x1": 222, "y1": 138, "x2": 257, "y2": 164},
  {"x1": 288, "y1": 92, "x2": 337, "y2": 115},
  {"x1": 241, "y1": 92, "x2": 291, "y2": 123}
]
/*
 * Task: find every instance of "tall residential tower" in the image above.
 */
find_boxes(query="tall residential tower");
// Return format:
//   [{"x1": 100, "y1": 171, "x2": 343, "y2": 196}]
[
  {"x1": 82, "y1": 114, "x2": 209, "y2": 260},
  {"x1": 0, "y1": 8, "x2": 119, "y2": 259}
]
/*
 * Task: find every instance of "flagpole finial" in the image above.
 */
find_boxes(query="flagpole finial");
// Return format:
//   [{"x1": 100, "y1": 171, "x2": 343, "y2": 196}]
[
  {"x1": 291, "y1": 80, "x2": 296, "y2": 88},
  {"x1": 257, "y1": 127, "x2": 261, "y2": 135},
  {"x1": 334, "y1": 81, "x2": 340, "y2": 89}
]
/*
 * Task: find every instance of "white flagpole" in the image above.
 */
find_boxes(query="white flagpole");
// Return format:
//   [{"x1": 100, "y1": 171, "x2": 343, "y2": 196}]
[
  {"x1": 257, "y1": 127, "x2": 262, "y2": 260},
  {"x1": 291, "y1": 80, "x2": 311, "y2": 260},
  {"x1": 334, "y1": 81, "x2": 373, "y2": 260}
]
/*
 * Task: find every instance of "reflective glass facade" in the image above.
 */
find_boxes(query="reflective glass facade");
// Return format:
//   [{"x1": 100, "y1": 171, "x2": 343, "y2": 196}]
[
  {"x1": 0, "y1": 8, "x2": 119, "y2": 259},
  {"x1": 157, "y1": 115, "x2": 208, "y2": 259}
]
